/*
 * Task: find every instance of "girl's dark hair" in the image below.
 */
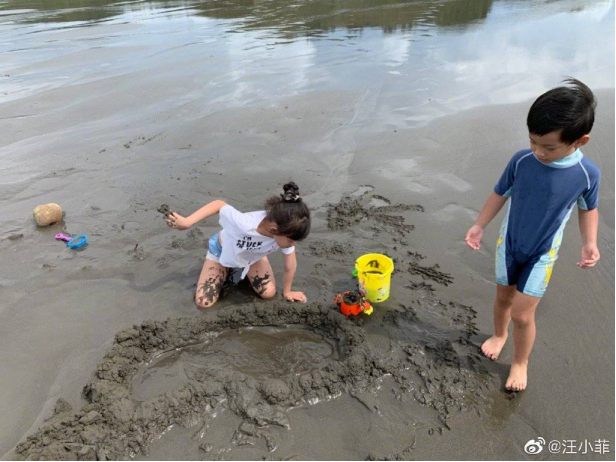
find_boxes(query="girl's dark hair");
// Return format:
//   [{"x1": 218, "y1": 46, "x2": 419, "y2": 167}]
[
  {"x1": 264, "y1": 182, "x2": 311, "y2": 241},
  {"x1": 527, "y1": 78, "x2": 596, "y2": 144}
]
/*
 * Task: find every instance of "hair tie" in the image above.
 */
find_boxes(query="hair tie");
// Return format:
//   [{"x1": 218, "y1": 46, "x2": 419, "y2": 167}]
[{"x1": 282, "y1": 192, "x2": 301, "y2": 203}]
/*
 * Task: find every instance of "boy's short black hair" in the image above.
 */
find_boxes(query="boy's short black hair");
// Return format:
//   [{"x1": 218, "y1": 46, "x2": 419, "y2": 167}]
[{"x1": 527, "y1": 78, "x2": 596, "y2": 144}]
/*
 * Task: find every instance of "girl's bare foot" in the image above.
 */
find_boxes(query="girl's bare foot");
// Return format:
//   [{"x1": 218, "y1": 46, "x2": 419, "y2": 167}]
[
  {"x1": 505, "y1": 361, "x2": 528, "y2": 391},
  {"x1": 480, "y1": 335, "x2": 508, "y2": 360}
]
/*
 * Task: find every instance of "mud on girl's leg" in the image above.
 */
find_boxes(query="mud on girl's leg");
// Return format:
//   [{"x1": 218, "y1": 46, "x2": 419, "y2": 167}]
[
  {"x1": 195, "y1": 260, "x2": 228, "y2": 309},
  {"x1": 247, "y1": 257, "x2": 277, "y2": 299}
]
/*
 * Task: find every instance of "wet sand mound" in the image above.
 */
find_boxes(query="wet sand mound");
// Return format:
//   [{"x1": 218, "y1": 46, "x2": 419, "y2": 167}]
[
  {"x1": 16, "y1": 304, "x2": 376, "y2": 460},
  {"x1": 16, "y1": 299, "x2": 489, "y2": 460},
  {"x1": 326, "y1": 188, "x2": 424, "y2": 236}
]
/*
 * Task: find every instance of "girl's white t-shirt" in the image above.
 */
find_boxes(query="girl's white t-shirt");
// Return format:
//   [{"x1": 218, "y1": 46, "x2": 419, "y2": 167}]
[{"x1": 218, "y1": 205, "x2": 295, "y2": 279}]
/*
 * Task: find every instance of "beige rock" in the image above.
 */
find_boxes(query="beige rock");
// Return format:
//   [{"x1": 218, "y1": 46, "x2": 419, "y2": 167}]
[{"x1": 33, "y1": 203, "x2": 63, "y2": 226}]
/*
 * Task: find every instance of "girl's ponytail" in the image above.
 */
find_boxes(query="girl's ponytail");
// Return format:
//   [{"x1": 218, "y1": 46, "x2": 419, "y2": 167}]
[
  {"x1": 281, "y1": 182, "x2": 301, "y2": 203},
  {"x1": 265, "y1": 182, "x2": 311, "y2": 241}
]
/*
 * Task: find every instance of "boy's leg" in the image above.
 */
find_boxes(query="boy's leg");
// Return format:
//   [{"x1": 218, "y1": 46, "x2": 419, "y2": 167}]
[
  {"x1": 506, "y1": 291, "x2": 541, "y2": 391},
  {"x1": 195, "y1": 259, "x2": 228, "y2": 309},
  {"x1": 247, "y1": 257, "x2": 277, "y2": 299},
  {"x1": 481, "y1": 284, "x2": 516, "y2": 360}
]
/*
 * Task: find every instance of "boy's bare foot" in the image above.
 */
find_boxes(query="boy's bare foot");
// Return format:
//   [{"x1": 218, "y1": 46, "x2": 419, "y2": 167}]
[
  {"x1": 505, "y1": 362, "x2": 528, "y2": 391},
  {"x1": 480, "y1": 335, "x2": 507, "y2": 360}
]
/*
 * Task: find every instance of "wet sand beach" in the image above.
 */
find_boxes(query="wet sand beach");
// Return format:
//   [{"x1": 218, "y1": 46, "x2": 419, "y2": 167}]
[{"x1": 1, "y1": 0, "x2": 614, "y2": 460}]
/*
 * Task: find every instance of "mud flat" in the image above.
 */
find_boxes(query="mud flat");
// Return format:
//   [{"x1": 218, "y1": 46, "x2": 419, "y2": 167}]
[{"x1": 15, "y1": 190, "x2": 491, "y2": 460}]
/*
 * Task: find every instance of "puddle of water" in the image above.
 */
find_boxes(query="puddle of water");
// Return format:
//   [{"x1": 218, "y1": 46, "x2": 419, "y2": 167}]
[{"x1": 132, "y1": 326, "x2": 339, "y2": 401}]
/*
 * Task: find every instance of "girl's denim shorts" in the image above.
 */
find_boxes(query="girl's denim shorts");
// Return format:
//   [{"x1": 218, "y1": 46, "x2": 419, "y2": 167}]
[{"x1": 206, "y1": 230, "x2": 223, "y2": 262}]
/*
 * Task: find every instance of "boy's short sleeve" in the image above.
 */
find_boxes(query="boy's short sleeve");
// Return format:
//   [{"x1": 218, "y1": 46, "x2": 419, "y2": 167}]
[
  {"x1": 577, "y1": 168, "x2": 601, "y2": 211},
  {"x1": 494, "y1": 156, "x2": 517, "y2": 198}
]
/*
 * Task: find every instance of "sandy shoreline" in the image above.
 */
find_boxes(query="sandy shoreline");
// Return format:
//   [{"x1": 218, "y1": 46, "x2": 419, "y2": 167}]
[{"x1": 1, "y1": 80, "x2": 613, "y2": 459}]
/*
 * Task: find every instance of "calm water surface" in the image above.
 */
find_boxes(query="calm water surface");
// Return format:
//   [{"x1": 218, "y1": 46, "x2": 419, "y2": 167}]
[{"x1": 1, "y1": 0, "x2": 614, "y2": 127}]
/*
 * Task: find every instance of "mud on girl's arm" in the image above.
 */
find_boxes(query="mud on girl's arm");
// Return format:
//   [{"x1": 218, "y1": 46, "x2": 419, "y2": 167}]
[
  {"x1": 282, "y1": 251, "x2": 307, "y2": 302},
  {"x1": 165, "y1": 200, "x2": 227, "y2": 230}
]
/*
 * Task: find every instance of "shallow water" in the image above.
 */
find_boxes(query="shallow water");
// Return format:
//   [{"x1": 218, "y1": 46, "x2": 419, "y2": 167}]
[{"x1": 1, "y1": 0, "x2": 614, "y2": 118}]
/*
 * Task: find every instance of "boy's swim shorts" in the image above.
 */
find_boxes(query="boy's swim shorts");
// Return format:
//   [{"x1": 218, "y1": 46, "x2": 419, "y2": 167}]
[{"x1": 494, "y1": 233, "x2": 562, "y2": 298}]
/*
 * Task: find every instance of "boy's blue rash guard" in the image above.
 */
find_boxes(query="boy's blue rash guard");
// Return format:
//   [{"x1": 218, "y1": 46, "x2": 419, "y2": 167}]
[{"x1": 494, "y1": 148, "x2": 600, "y2": 262}]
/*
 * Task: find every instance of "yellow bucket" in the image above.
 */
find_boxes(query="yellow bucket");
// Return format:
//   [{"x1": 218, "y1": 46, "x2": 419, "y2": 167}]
[{"x1": 355, "y1": 253, "x2": 394, "y2": 303}]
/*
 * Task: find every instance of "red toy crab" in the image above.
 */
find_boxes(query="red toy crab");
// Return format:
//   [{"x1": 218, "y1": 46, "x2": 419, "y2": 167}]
[{"x1": 334, "y1": 289, "x2": 373, "y2": 317}]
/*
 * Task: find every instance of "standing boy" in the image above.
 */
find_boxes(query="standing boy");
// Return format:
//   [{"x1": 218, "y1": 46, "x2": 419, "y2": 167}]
[{"x1": 465, "y1": 79, "x2": 601, "y2": 391}]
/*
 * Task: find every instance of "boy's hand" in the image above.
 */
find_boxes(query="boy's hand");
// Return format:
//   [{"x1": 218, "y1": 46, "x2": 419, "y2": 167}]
[
  {"x1": 165, "y1": 212, "x2": 191, "y2": 230},
  {"x1": 465, "y1": 225, "x2": 484, "y2": 250},
  {"x1": 283, "y1": 290, "x2": 307, "y2": 303},
  {"x1": 577, "y1": 244, "x2": 600, "y2": 268}
]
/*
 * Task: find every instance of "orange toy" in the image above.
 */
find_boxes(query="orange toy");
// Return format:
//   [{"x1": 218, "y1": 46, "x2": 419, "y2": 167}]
[{"x1": 334, "y1": 290, "x2": 373, "y2": 317}]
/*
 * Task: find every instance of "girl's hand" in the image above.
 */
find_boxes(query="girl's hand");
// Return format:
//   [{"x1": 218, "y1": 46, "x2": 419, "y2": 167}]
[
  {"x1": 165, "y1": 212, "x2": 191, "y2": 230},
  {"x1": 577, "y1": 244, "x2": 600, "y2": 268},
  {"x1": 465, "y1": 224, "x2": 484, "y2": 250},
  {"x1": 283, "y1": 290, "x2": 307, "y2": 303}
]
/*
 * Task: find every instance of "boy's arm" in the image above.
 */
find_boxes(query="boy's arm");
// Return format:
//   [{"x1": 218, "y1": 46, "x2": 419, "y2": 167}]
[
  {"x1": 282, "y1": 251, "x2": 307, "y2": 302},
  {"x1": 577, "y1": 208, "x2": 600, "y2": 268},
  {"x1": 165, "y1": 200, "x2": 227, "y2": 229},
  {"x1": 465, "y1": 192, "x2": 508, "y2": 250}
]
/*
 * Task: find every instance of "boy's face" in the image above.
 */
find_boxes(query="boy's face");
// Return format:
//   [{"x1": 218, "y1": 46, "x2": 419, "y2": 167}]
[{"x1": 529, "y1": 131, "x2": 589, "y2": 164}]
